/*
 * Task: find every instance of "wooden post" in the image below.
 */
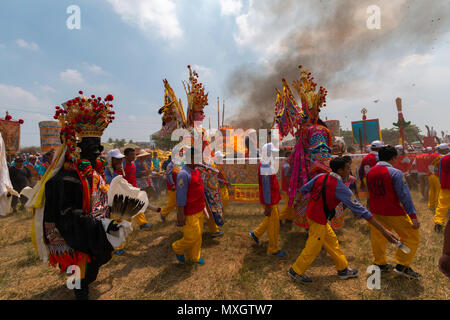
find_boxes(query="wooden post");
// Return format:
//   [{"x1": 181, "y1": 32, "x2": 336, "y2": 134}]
[
  {"x1": 222, "y1": 100, "x2": 225, "y2": 128},
  {"x1": 217, "y1": 97, "x2": 220, "y2": 129}
]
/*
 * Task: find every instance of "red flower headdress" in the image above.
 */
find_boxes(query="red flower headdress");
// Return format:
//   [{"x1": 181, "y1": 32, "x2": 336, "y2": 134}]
[{"x1": 54, "y1": 91, "x2": 115, "y2": 161}]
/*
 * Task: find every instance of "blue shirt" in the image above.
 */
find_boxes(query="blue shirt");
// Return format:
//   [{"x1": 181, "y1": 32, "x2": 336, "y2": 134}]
[
  {"x1": 375, "y1": 162, "x2": 417, "y2": 216},
  {"x1": 166, "y1": 161, "x2": 175, "y2": 186},
  {"x1": 283, "y1": 162, "x2": 291, "y2": 177},
  {"x1": 260, "y1": 163, "x2": 272, "y2": 205},
  {"x1": 105, "y1": 167, "x2": 120, "y2": 185},
  {"x1": 176, "y1": 166, "x2": 192, "y2": 207},
  {"x1": 300, "y1": 173, "x2": 373, "y2": 221}
]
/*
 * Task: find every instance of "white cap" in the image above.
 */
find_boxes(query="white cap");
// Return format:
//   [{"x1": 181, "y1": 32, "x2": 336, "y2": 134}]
[
  {"x1": 215, "y1": 151, "x2": 224, "y2": 159},
  {"x1": 371, "y1": 140, "x2": 384, "y2": 149},
  {"x1": 395, "y1": 145, "x2": 404, "y2": 150},
  {"x1": 108, "y1": 149, "x2": 125, "y2": 159},
  {"x1": 437, "y1": 143, "x2": 450, "y2": 151},
  {"x1": 264, "y1": 142, "x2": 280, "y2": 153},
  {"x1": 426, "y1": 147, "x2": 433, "y2": 152}
]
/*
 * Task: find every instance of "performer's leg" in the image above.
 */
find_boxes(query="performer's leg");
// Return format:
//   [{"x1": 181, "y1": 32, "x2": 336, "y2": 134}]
[
  {"x1": 253, "y1": 207, "x2": 270, "y2": 240},
  {"x1": 220, "y1": 187, "x2": 229, "y2": 210},
  {"x1": 391, "y1": 215, "x2": 420, "y2": 267},
  {"x1": 434, "y1": 189, "x2": 450, "y2": 226},
  {"x1": 206, "y1": 214, "x2": 220, "y2": 234},
  {"x1": 134, "y1": 212, "x2": 151, "y2": 229},
  {"x1": 172, "y1": 212, "x2": 203, "y2": 262},
  {"x1": 291, "y1": 219, "x2": 326, "y2": 275},
  {"x1": 428, "y1": 175, "x2": 439, "y2": 209},
  {"x1": 161, "y1": 190, "x2": 177, "y2": 219},
  {"x1": 322, "y1": 223, "x2": 348, "y2": 271},
  {"x1": 266, "y1": 205, "x2": 281, "y2": 254},
  {"x1": 11, "y1": 195, "x2": 18, "y2": 212},
  {"x1": 279, "y1": 192, "x2": 294, "y2": 222},
  {"x1": 187, "y1": 212, "x2": 204, "y2": 263},
  {"x1": 369, "y1": 215, "x2": 391, "y2": 266}
]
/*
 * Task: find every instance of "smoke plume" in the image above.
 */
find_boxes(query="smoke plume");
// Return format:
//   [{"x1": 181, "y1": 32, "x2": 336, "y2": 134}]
[{"x1": 227, "y1": 0, "x2": 450, "y2": 129}]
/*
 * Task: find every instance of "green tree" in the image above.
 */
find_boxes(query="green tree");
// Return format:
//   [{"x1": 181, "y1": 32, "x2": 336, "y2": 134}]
[
  {"x1": 107, "y1": 137, "x2": 113, "y2": 143},
  {"x1": 152, "y1": 135, "x2": 179, "y2": 150}
]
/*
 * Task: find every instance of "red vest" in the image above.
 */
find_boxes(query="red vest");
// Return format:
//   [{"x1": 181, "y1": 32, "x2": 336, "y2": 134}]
[
  {"x1": 416, "y1": 154, "x2": 428, "y2": 173},
  {"x1": 166, "y1": 170, "x2": 178, "y2": 190},
  {"x1": 394, "y1": 154, "x2": 412, "y2": 173},
  {"x1": 361, "y1": 153, "x2": 377, "y2": 178},
  {"x1": 258, "y1": 163, "x2": 281, "y2": 206},
  {"x1": 367, "y1": 166, "x2": 407, "y2": 216},
  {"x1": 124, "y1": 162, "x2": 137, "y2": 187},
  {"x1": 305, "y1": 174, "x2": 341, "y2": 225},
  {"x1": 185, "y1": 169, "x2": 206, "y2": 215},
  {"x1": 440, "y1": 155, "x2": 450, "y2": 190}
]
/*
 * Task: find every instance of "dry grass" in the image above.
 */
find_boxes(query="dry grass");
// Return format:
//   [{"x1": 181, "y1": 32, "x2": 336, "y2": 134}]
[{"x1": 0, "y1": 190, "x2": 449, "y2": 300}]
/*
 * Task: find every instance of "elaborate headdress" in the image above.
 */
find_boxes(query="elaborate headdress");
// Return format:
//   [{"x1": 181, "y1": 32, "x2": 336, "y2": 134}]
[
  {"x1": 53, "y1": 90, "x2": 115, "y2": 161},
  {"x1": 154, "y1": 80, "x2": 187, "y2": 138},
  {"x1": 183, "y1": 65, "x2": 209, "y2": 127},
  {"x1": 292, "y1": 65, "x2": 327, "y2": 125}
]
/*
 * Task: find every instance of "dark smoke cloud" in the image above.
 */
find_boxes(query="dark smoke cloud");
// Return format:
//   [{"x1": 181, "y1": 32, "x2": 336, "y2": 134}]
[{"x1": 227, "y1": 0, "x2": 450, "y2": 129}]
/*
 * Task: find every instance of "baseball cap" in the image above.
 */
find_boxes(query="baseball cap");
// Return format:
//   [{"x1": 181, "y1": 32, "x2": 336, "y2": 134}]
[
  {"x1": 265, "y1": 142, "x2": 280, "y2": 153},
  {"x1": 437, "y1": 143, "x2": 450, "y2": 151},
  {"x1": 371, "y1": 140, "x2": 384, "y2": 148},
  {"x1": 395, "y1": 145, "x2": 404, "y2": 150},
  {"x1": 426, "y1": 147, "x2": 433, "y2": 152},
  {"x1": 108, "y1": 149, "x2": 125, "y2": 159}
]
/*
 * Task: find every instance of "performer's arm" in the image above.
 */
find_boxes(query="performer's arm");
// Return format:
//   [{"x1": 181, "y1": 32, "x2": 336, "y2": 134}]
[
  {"x1": 176, "y1": 170, "x2": 189, "y2": 226},
  {"x1": 335, "y1": 180, "x2": 398, "y2": 243},
  {"x1": 167, "y1": 162, "x2": 175, "y2": 187},
  {"x1": 390, "y1": 169, "x2": 419, "y2": 227},
  {"x1": 299, "y1": 174, "x2": 321, "y2": 195}
]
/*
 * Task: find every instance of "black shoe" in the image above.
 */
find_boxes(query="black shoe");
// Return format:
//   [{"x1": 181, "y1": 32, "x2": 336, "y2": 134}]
[
  {"x1": 287, "y1": 268, "x2": 312, "y2": 284},
  {"x1": 394, "y1": 264, "x2": 421, "y2": 280},
  {"x1": 375, "y1": 264, "x2": 393, "y2": 273},
  {"x1": 434, "y1": 223, "x2": 443, "y2": 233},
  {"x1": 338, "y1": 267, "x2": 359, "y2": 280}
]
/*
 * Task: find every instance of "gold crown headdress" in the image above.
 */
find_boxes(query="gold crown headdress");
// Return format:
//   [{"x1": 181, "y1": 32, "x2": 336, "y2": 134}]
[
  {"x1": 183, "y1": 65, "x2": 209, "y2": 126},
  {"x1": 54, "y1": 90, "x2": 115, "y2": 161},
  {"x1": 292, "y1": 65, "x2": 327, "y2": 118}
]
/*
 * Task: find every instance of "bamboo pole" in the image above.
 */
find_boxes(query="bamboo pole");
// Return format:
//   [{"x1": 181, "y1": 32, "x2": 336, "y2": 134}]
[
  {"x1": 222, "y1": 100, "x2": 225, "y2": 128},
  {"x1": 217, "y1": 97, "x2": 220, "y2": 129}
]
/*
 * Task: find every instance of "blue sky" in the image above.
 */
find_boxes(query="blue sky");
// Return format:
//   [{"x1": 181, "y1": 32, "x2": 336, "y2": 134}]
[{"x1": 1, "y1": 0, "x2": 449, "y2": 147}]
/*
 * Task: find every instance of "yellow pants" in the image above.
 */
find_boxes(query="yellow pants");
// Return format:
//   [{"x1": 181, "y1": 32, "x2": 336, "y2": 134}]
[
  {"x1": 292, "y1": 218, "x2": 348, "y2": 275},
  {"x1": 428, "y1": 175, "x2": 441, "y2": 210},
  {"x1": 434, "y1": 189, "x2": 450, "y2": 226},
  {"x1": 161, "y1": 189, "x2": 177, "y2": 218},
  {"x1": 370, "y1": 215, "x2": 420, "y2": 267},
  {"x1": 220, "y1": 186, "x2": 229, "y2": 210},
  {"x1": 172, "y1": 211, "x2": 204, "y2": 262},
  {"x1": 254, "y1": 205, "x2": 280, "y2": 254},
  {"x1": 134, "y1": 211, "x2": 149, "y2": 226},
  {"x1": 279, "y1": 191, "x2": 294, "y2": 221}
]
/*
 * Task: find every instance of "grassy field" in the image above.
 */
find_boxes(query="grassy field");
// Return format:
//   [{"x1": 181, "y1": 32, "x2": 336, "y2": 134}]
[{"x1": 0, "y1": 190, "x2": 449, "y2": 300}]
